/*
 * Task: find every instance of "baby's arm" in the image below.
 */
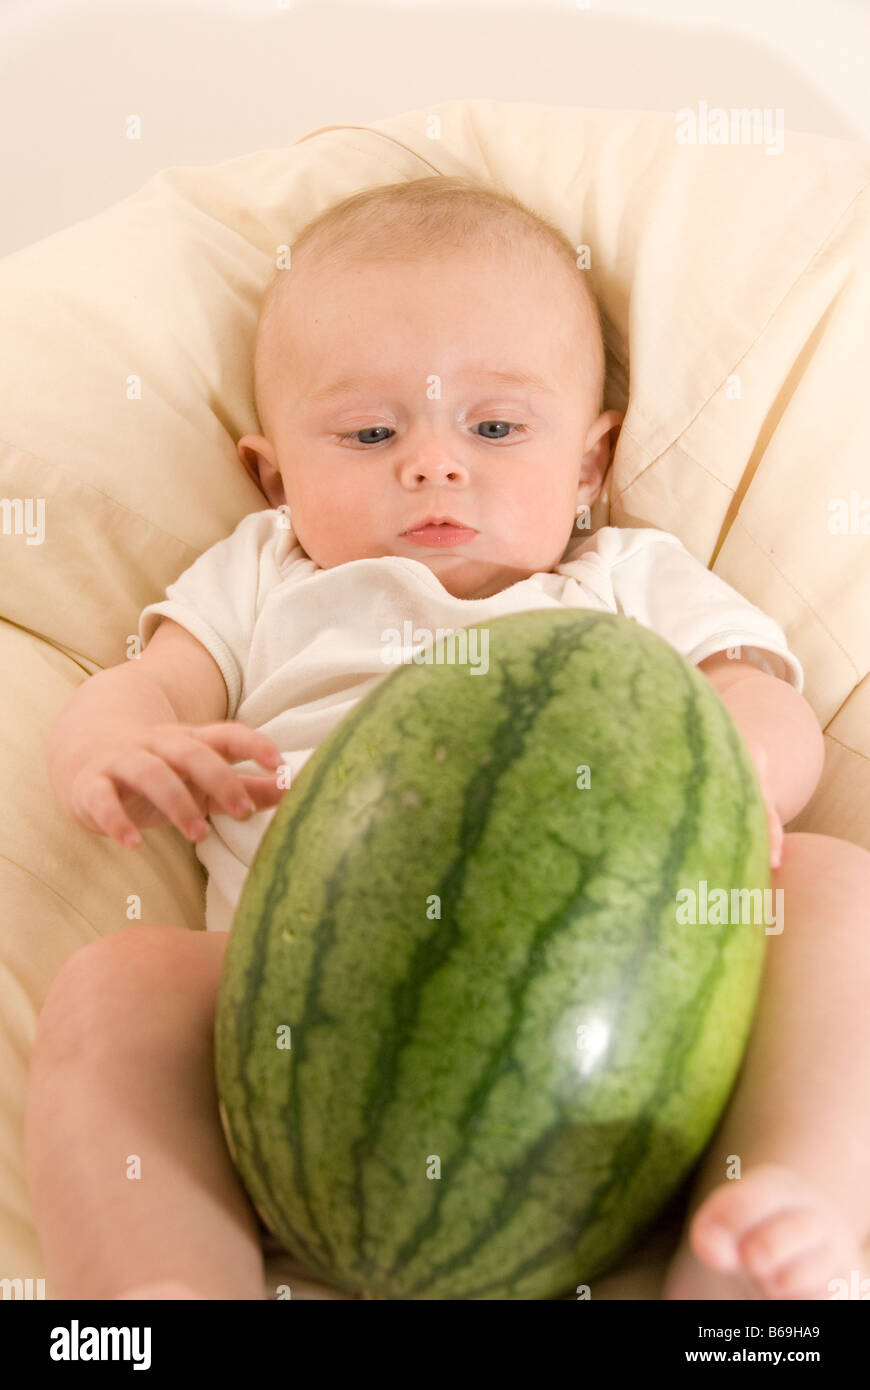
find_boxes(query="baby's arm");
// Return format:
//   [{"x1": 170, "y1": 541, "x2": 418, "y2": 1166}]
[
  {"x1": 697, "y1": 651, "x2": 825, "y2": 827},
  {"x1": 46, "y1": 618, "x2": 284, "y2": 847}
]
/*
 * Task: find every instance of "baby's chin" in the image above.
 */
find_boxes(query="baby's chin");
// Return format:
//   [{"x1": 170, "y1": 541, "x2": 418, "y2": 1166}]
[
  {"x1": 311, "y1": 542, "x2": 544, "y2": 599},
  {"x1": 410, "y1": 553, "x2": 539, "y2": 601}
]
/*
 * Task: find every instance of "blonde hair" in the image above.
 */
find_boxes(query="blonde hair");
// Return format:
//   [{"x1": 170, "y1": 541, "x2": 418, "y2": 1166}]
[{"x1": 253, "y1": 175, "x2": 605, "y2": 430}]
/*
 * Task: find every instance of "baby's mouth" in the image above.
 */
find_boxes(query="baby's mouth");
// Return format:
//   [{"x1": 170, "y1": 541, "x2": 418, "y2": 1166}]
[{"x1": 402, "y1": 521, "x2": 478, "y2": 547}]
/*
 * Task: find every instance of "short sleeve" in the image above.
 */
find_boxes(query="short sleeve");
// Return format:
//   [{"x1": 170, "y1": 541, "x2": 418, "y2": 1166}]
[
  {"x1": 138, "y1": 509, "x2": 281, "y2": 720},
  {"x1": 559, "y1": 527, "x2": 805, "y2": 693}
]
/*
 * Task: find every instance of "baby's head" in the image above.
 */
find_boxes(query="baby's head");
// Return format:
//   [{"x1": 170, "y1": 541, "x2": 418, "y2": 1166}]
[{"x1": 239, "y1": 177, "x2": 621, "y2": 601}]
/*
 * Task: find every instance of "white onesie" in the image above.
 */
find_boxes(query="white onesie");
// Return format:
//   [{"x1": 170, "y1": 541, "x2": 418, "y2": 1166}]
[{"x1": 138, "y1": 508, "x2": 804, "y2": 934}]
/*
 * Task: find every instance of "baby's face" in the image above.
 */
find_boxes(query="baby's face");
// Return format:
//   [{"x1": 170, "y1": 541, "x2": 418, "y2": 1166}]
[{"x1": 239, "y1": 249, "x2": 618, "y2": 601}]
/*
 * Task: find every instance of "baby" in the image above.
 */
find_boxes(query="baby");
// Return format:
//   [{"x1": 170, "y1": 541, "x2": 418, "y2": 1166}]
[{"x1": 27, "y1": 176, "x2": 870, "y2": 1302}]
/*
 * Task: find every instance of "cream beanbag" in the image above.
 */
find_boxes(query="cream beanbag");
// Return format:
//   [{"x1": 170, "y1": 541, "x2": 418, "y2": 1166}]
[{"x1": 1, "y1": 99, "x2": 868, "y2": 1300}]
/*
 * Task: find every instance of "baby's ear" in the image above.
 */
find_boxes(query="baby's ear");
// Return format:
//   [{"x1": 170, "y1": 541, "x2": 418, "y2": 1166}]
[
  {"x1": 237, "y1": 434, "x2": 283, "y2": 504},
  {"x1": 599, "y1": 409, "x2": 624, "y2": 445},
  {"x1": 583, "y1": 409, "x2": 623, "y2": 463}
]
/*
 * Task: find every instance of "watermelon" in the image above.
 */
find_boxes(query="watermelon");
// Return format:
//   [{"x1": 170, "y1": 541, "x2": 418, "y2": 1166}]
[{"x1": 214, "y1": 609, "x2": 770, "y2": 1300}]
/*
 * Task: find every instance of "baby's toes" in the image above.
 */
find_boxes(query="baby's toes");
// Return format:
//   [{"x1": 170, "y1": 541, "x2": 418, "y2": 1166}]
[
  {"x1": 689, "y1": 1164, "x2": 805, "y2": 1270},
  {"x1": 740, "y1": 1207, "x2": 826, "y2": 1291},
  {"x1": 763, "y1": 1243, "x2": 834, "y2": 1299}
]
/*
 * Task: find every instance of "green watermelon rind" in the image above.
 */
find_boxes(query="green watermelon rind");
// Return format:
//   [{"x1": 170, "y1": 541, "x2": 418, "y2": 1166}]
[{"x1": 215, "y1": 610, "x2": 769, "y2": 1300}]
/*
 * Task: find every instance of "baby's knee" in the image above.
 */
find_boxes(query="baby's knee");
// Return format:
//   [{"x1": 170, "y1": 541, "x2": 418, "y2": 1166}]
[{"x1": 34, "y1": 924, "x2": 205, "y2": 1060}]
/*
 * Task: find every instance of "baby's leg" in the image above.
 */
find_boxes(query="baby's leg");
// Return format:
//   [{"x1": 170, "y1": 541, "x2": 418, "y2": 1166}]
[
  {"x1": 664, "y1": 831, "x2": 870, "y2": 1299},
  {"x1": 25, "y1": 924, "x2": 266, "y2": 1300}
]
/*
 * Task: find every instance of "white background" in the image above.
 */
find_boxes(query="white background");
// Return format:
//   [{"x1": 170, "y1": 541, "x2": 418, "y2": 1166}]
[{"x1": 1, "y1": 0, "x2": 867, "y2": 258}]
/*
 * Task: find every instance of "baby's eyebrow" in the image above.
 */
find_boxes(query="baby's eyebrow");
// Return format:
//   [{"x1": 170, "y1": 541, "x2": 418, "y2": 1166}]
[{"x1": 303, "y1": 368, "x2": 558, "y2": 405}]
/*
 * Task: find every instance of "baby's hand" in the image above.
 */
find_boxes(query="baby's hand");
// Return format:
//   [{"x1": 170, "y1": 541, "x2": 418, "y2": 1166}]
[
  {"x1": 66, "y1": 721, "x2": 286, "y2": 849},
  {"x1": 745, "y1": 739, "x2": 783, "y2": 871}
]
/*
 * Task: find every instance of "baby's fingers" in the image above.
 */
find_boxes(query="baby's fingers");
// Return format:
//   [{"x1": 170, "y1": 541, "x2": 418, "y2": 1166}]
[
  {"x1": 234, "y1": 772, "x2": 287, "y2": 811},
  {"x1": 191, "y1": 723, "x2": 283, "y2": 770},
  {"x1": 82, "y1": 752, "x2": 207, "y2": 847},
  {"x1": 69, "y1": 774, "x2": 141, "y2": 843}
]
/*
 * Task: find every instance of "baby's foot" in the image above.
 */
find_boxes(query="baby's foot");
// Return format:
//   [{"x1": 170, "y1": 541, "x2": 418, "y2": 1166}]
[{"x1": 663, "y1": 1163, "x2": 866, "y2": 1300}]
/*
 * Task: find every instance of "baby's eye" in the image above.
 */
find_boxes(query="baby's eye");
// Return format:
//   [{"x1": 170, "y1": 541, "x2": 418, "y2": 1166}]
[
  {"x1": 336, "y1": 426, "x2": 394, "y2": 445},
  {"x1": 475, "y1": 420, "x2": 525, "y2": 440},
  {"x1": 335, "y1": 421, "x2": 527, "y2": 446}
]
